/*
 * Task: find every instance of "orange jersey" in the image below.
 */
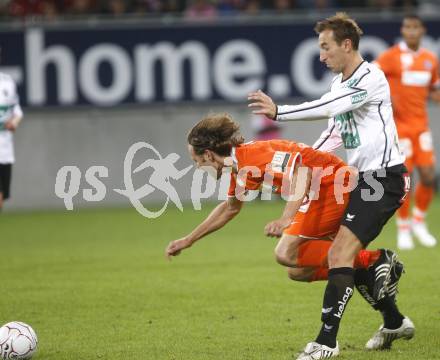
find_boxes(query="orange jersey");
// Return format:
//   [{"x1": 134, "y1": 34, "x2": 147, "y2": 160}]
[
  {"x1": 227, "y1": 140, "x2": 346, "y2": 198},
  {"x1": 376, "y1": 42, "x2": 440, "y2": 133}
]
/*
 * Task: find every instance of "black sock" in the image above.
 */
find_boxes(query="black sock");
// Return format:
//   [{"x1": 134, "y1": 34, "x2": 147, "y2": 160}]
[
  {"x1": 376, "y1": 297, "x2": 404, "y2": 329},
  {"x1": 316, "y1": 267, "x2": 354, "y2": 348},
  {"x1": 354, "y1": 268, "x2": 378, "y2": 308},
  {"x1": 354, "y1": 268, "x2": 404, "y2": 329}
]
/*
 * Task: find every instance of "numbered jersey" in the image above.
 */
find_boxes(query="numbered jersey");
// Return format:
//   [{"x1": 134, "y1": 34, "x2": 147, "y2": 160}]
[
  {"x1": 375, "y1": 42, "x2": 439, "y2": 133},
  {"x1": 276, "y1": 61, "x2": 405, "y2": 172},
  {"x1": 227, "y1": 140, "x2": 346, "y2": 198}
]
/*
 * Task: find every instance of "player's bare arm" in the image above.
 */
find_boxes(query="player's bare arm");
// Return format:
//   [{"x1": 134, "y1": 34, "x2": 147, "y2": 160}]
[
  {"x1": 430, "y1": 89, "x2": 440, "y2": 103},
  {"x1": 3, "y1": 114, "x2": 22, "y2": 132},
  {"x1": 165, "y1": 196, "x2": 243, "y2": 259},
  {"x1": 265, "y1": 165, "x2": 312, "y2": 238}
]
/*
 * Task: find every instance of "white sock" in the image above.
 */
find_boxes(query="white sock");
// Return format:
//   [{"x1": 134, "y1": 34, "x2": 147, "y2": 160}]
[
  {"x1": 397, "y1": 218, "x2": 411, "y2": 232},
  {"x1": 412, "y1": 207, "x2": 426, "y2": 224}
]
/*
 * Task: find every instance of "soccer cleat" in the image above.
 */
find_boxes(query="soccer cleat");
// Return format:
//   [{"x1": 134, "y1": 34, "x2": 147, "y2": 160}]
[
  {"x1": 296, "y1": 342, "x2": 339, "y2": 359},
  {"x1": 412, "y1": 221, "x2": 437, "y2": 247},
  {"x1": 397, "y1": 229, "x2": 414, "y2": 250},
  {"x1": 387, "y1": 258, "x2": 404, "y2": 302},
  {"x1": 369, "y1": 249, "x2": 398, "y2": 301},
  {"x1": 365, "y1": 316, "x2": 415, "y2": 350}
]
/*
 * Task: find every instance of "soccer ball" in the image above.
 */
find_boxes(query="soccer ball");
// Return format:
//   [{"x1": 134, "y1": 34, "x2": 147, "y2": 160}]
[{"x1": 0, "y1": 322, "x2": 38, "y2": 359}]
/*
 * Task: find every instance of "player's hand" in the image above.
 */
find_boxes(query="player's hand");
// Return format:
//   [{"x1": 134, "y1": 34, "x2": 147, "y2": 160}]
[
  {"x1": 264, "y1": 218, "x2": 291, "y2": 238},
  {"x1": 248, "y1": 90, "x2": 277, "y2": 119},
  {"x1": 3, "y1": 120, "x2": 17, "y2": 132},
  {"x1": 430, "y1": 90, "x2": 440, "y2": 104},
  {"x1": 165, "y1": 238, "x2": 193, "y2": 260}
]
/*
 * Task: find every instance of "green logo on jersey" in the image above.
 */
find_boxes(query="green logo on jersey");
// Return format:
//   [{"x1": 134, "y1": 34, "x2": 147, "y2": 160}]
[
  {"x1": 335, "y1": 111, "x2": 361, "y2": 149},
  {"x1": 0, "y1": 105, "x2": 12, "y2": 130},
  {"x1": 350, "y1": 91, "x2": 367, "y2": 104},
  {"x1": 346, "y1": 78, "x2": 358, "y2": 87}
]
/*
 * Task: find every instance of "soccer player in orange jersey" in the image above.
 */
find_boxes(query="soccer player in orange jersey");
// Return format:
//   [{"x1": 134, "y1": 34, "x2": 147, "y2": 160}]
[
  {"x1": 165, "y1": 114, "x2": 411, "y2": 357},
  {"x1": 375, "y1": 14, "x2": 440, "y2": 250}
]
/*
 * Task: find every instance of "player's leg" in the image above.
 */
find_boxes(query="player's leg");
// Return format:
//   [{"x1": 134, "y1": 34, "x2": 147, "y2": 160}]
[
  {"x1": 298, "y1": 166, "x2": 412, "y2": 359},
  {"x1": 278, "y1": 192, "x2": 380, "y2": 280},
  {"x1": 355, "y1": 266, "x2": 415, "y2": 350},
  {"x1": 411, "y1": 130, "x2": 437, "y2": 246},
  {"x1": 276, "y1": 232, "x2": 381, "y2": 284},
  {"x1": 286, "y1": 267, "x2": 324, "y2": 282},
  {"x1": 0, "y1": 164, "x2": 12, "y2": 213},
  {"x1": 274, "y1": 235, "x2": 329, "y2": 282},
  {"x1": 350, "y1": 168, "x2": 414, "y2": 350},
  {"x1": 396, "y1": 137, "x2": 414, "y2": 250}
]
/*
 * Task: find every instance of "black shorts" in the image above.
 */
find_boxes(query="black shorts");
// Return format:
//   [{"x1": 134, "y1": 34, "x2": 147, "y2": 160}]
[
  {"x1": 0, "y1": 163, "x2": 12, "y2": 200},
  {"x1": 341, "y1": 164, "x2": 409, "y2": 246}
]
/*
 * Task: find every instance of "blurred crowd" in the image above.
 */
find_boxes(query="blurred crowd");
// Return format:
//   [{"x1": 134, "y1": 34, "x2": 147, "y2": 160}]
[{"x1": 0, "y1": 0, "x2": 434, "y2": 21}]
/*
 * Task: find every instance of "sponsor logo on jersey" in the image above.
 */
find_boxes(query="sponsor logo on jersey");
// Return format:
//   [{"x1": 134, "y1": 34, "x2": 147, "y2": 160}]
[
  {"x1": 270, "y1": 151, "x2": 291, "y2": 173},
  {"x1": 350, "y1": 90, "x2": 367, "y2": 104}
]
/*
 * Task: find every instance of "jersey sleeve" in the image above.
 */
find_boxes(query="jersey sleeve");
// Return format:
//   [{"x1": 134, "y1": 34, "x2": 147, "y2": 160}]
[
  {"x1": 276, "y1": 70, "x2": 374, "y2": 122},
  {"x1": 312, "y1": 118, "x2": 343, "y2": 152},
  {"x1": 12, "y1": 103, "x2": 23, "y2": 118}
]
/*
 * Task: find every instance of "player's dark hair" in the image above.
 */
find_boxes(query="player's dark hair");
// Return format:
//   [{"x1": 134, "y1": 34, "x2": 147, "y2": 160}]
[
  {"x1": 403, "y1": 13, "x2": 425, "y2": 26},
  {"x1": 314, "y1": 12, "x2": 363, "y2": 50},
  {"x1": 188, "y1": 113, "x2": 244, "y2": 156}
]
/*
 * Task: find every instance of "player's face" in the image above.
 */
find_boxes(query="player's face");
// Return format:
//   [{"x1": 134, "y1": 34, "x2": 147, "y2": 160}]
[
  {"x1": 188, "y1": 144, "x2": 222, "y2": 179},
  {"x1": 401, "y1": 18, "x2": 425, "y2": 49},
  {"x1": 318, "y1": 30, "x2": 346, "y2": 73}
]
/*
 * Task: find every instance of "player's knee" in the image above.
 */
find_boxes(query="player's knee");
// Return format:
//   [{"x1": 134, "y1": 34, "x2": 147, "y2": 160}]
[
  {"x1": 274, "y1": 247, "x2": 297, "y2": 267},
  {"x1": 287, "y1": 268, "x2": 309, "y2": 282},
  {"x1": 327, "y1": 242, "x2": 351, "y2": 268},
  {"x1": 327, "y1": 245, "x2": 339, "y2": 266}
]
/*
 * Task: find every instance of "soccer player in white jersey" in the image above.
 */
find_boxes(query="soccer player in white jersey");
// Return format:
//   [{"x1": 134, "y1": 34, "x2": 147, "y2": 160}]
[
  {"x1": 0, "y1": 71, "x2": 23, "y2": 211},
  {"x1": 248, "y1": 13, "x2": 414, "y2": 359}
]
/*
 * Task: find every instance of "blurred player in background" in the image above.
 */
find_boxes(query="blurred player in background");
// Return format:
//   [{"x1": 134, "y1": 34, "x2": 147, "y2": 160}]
[
  {"x1": 166, "y1": 113, "x2": 411, "y2": 358},
  {"x1": 375, "y1": 14, "x2": 440, "y2": 250},
  {"x1": 0, "y1": 66, "x2": 23, "y2": 212},
  {"x1": 251, "y1": 114, "x2": 282, "y2": 140}
]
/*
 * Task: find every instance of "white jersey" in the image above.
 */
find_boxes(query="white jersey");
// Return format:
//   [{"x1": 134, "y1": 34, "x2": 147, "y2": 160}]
[
  {"x1": 276, "y1": 61, "x2": 405, "y2": 172},
  {"x1": 0, "y1": 72, "x2": 23, "y2": 164}
]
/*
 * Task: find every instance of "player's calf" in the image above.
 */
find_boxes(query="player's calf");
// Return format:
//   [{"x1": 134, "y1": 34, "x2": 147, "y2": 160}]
[{"x1": 287, "y1": 267, "x2": 316, "y2": 282}]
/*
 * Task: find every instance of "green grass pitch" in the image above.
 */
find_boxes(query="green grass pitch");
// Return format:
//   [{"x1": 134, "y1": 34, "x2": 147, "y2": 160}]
[{"x1": 1, "y1": 198, "x2": 440, "y2": 359}]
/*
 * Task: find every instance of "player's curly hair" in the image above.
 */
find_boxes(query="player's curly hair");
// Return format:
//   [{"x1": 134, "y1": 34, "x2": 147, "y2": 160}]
[
  {"x1": 314, "y1": 12, "x2": 363, "y2": 50},
  {"x1": 187, "y1": 113, "x2": 245, "y2": 156}
]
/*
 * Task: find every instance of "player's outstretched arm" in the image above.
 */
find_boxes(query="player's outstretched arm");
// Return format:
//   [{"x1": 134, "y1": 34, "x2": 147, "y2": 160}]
[
  {"x1": 264, "y1": 165, "x2": 312, "y2": 238},
  {"x1": 249, "y1": 82, "x2": 370, "y2": 123},
  {"x1": 165, "y1": 197, "x2": 243, "y2": 259}
]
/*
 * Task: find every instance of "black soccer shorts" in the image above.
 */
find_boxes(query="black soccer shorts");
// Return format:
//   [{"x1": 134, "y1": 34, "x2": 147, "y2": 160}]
[
  {"x1": 341, "y1": 163, "x2": 409, "y2": 246},
  {"x1": 0, "y1": 163, "x2": 12, "y2": 200}
]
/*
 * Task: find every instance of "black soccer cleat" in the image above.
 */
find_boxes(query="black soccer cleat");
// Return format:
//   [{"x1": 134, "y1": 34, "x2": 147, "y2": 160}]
[{"x1": 369, "y1": 249, "x2": 399, "y2": 301}]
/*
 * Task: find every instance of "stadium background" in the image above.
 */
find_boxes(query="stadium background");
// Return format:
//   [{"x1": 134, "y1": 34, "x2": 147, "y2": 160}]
[
  {"x1": 1, "y1": 2, "x2": 440, "y2": 359},
  {"x1": 0, "y1": 3, "x2": 439, "y2": 209}
]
